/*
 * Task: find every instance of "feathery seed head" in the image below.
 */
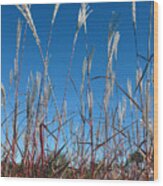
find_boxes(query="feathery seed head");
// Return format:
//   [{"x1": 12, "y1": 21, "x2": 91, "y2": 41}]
[
  {"x1": 87, "y1": 48, "x2": 94, "y2": 75},
  {"x1": 132, "y1": 1, "x2": 136, "y2": 28},
  {"x1": 112, "y1": 31, "x2": 120, "y2": 61},
  {"x1": 77, "y1": 3, "x2": 93, "y2": 34},
  {"x1": 17, "y1": 5, "x2": 44, "y2": 61},
  {"x1": 80, "y1": 57, "x2": 87, "y2": 96},
  {"x1": 87, "y1": 90, "x2": 93, "y2": 114},
  {"x1": 16, "y1": 19, "x2": 22, "y2": 60}
]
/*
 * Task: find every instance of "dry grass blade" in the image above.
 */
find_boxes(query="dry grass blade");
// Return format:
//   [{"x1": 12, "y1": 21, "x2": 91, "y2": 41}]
[
  {"x1": 42, "y1": 124, "x2": 57, "y2": 141},
  {"x1": 115, "y1": 81, "x2": 142, "y2": 112},
  {"x1": 70, "y1": 76, "x2": 79, "y2": 98},
  {"x1": 52, "y1": 4, "x2": 60, "y2": 25},
  {"x1": 91, "y1": 75, "x2": 142, "y2": 112},
  {"x1": 54, "y1": 144, "x2": 66, "y2": 159},
  {"x1": 134, "y1": 61, "x2": 151, "y2": 93},
  {"x1": 132, "y1": 1, "x2": 136, "y2": 28},
  {"x1": 14, "y1": 19, "x2": 22, "y2": 79},
  {"x1": 87, "y1": 48, "x2": 94, "y2": 75},
  {"x1": 52, "y1": 161, "x2": 70, "y2": 177},
  {"x1": 45, "y1": 4, "x2": 60, "y2": 61},
  {"x1": 1, "y1": 83, "x2": 6, "y2": 107},
  {"x1": 78, "y1": 141, "x2": 91, "y2": 145},
  {"x1": 127, "y1": 79, "x2": 133, "y2": 108},
  {"x1": 15, "y1": 19, "x2": 22, "y2": 64},
  {"x1": 80, "y1": 57, "x2": 87, "y2": 96},
  {"x1": 94, "y1": 124, "x2": 132, "y2": 151}
]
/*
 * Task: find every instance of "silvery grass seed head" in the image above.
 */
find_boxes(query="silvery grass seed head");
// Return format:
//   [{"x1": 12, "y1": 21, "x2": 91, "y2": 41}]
[
  {"x1": 112, "y1": 31, "x2": 120, "y2": 61},
  {"x1": 132, "y1": 1, "x2": 136, "y2": 28},
  {"x1": 77, "y1": 3, "x2": 93, "y2": 34}
]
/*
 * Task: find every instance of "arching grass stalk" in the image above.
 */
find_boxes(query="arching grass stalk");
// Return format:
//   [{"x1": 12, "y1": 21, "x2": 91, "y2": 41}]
[
  {"x1": 86, "y1": 48, "x2": 94, "y2": 177},
  {"x1": 11, "y1": 19, "x2": 22, "y2": 171},
  {"x1": 61, "y1": 3, "x2": 93, "y2": 114}
]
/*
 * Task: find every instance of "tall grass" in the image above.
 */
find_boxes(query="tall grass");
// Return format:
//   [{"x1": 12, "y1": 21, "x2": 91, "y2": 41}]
[{"x1": 1, "y1": 2, "x2": 154, "y2": 180}]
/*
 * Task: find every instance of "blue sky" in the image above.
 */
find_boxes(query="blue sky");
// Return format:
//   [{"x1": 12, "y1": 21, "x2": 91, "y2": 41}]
[
  {"x1": 2, "y1": 2, "x2": 153, "y2": 103},
  {"x1": 1, "y1": 2, "x2": 154, "y2": 158}
]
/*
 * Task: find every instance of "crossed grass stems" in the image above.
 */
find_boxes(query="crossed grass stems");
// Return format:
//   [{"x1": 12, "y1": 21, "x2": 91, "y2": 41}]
[{"x1": 1, "y1": 2, "x2": 154, "y2": 180}]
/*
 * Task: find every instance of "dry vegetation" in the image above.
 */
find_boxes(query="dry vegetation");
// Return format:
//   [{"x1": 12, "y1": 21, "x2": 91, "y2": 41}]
[{"x1": 1, "y1": 3, "x2": 154, "y2": 180}]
